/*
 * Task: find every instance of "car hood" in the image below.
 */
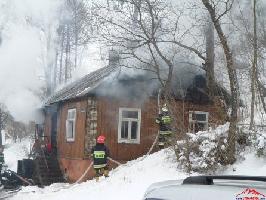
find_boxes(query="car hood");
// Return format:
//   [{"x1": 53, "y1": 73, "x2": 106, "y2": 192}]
[{"x1": 143, "y1": 180, "x2": 266, "y2": 200}]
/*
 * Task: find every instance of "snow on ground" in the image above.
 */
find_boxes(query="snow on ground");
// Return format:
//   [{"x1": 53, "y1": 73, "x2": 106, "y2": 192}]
[
  {"x1": 224, "y1": 150, "x2": 266, "y2": 175},
  {"x1": 11, "y1": 149, "x2": 187, "y2": 200},
  {"x1": 4, "y1": 138, "x2": 266, "y2": 200},
  {"x1": 10, "y1": 147, "x2": 266, "y2": 200},
  {"x1": 4, "y1": 138, "x2": 31, "y2": 171}
]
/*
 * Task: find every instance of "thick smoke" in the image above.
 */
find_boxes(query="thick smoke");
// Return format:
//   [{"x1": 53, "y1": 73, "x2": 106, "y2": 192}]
[
  {"x1": 0, "y1": 0, "x2": 62, "y2": 123},
  {"x1": 94, "y1": 58, "x2": 204, "y2": 104}
]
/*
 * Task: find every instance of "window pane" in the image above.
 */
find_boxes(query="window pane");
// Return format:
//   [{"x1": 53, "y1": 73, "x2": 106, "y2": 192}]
[
  {"x1": 195, "y1": 113, "x2": 206, "y2": 121},
  {"x1": 122, "y1": 111, "x2": 138, "y2": 119},
  {"x1": 121, "y1": 121, "x2": 128, "y2": 139},
  {"x1": 131, "y1": 121, "x2": 138, "y2": 139},
  {"x1": 195, "y1": 122, "x2": 206, "y2": 132},
  {"x1": 68, "y1": 110, "x2": 76, "y2": 120},
  {"x1": 67, "y1": 121, "x2": 74, "y2": 138}
]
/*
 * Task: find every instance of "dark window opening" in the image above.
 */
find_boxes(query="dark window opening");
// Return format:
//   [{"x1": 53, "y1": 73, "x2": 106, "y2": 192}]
[
  {"x1": 121, "y1": 121, "x2": 129, "y2": 139},
  {"x1": 131, "y1": 121, "x2": 138, "y2": 139}
]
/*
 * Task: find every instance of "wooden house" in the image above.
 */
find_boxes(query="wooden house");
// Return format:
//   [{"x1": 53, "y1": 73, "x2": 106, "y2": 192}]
[{"x1": 41, "y1": 64, "x2": 227, "y2": 182}]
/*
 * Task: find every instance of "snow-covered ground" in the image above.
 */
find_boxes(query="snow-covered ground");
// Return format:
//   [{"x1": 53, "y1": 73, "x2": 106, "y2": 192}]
[
  {"x1": 2, "y1": 137, "x2": 266, "y2": 200},
  {"x1": 10, "y1": 149, "x2": 187, "y2": 200},
  {"x1": 225, "y1": 151, "x2": 266, "y2": 175},
  {"x1": 4, "y1": 147, "x2": 266, "y2": 199},
  {"x1": 4, "y1": 138, "x2": 31, "y2": 171}
]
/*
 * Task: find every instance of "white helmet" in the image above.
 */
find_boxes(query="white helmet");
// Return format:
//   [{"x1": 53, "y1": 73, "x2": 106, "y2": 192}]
[{"x1": 162, "y1": 104, "x2": 168, "y2": 112}]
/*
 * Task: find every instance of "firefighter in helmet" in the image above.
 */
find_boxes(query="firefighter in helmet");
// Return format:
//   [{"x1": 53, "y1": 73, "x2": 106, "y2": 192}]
[
  {"x1": 155, "y1": 104, "x2": 173, "y2": 148},
  {"x1": 91, "y1": 135, "x2": 110, "y2": 181},
  {"x1": 0, "y1": 146, "x2": 4, "y2": 185}
]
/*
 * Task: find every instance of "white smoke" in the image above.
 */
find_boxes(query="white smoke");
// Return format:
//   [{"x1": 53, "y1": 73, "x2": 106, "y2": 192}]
[{"x1": 0, "y1": 0, "x2": 62, "y2": 123}]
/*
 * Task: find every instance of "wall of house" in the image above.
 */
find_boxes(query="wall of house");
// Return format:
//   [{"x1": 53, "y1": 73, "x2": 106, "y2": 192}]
[
  {"x1": 171, "y1": 97, "x2": 227, "y2": 137},
  {"x1": 96, "y1": 96, "x2": 227, "y2": 162},
  {"x1": 60, "y1": 158, "x2": 93, "y2": 183},
  {"x1": 57, "y1": 99, "x2": 87, "y2": 159},
  {"x1": 56, "y1": 99, "x2": 89, "y2": 182},
  {"x1": 96, "y1": 97, "x2": 160, "y2": 162},
  {"x1": 44, "y1": 95, "x2": 226, "y2": 182}
]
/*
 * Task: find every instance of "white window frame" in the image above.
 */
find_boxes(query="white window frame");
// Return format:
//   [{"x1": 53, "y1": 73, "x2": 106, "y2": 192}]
[
  {"x1": 189, "y1": 111, "x2": 209, "y2": 132},
  {"x1": 118, "y1": 108, "x2": 141, "y2": 144},
  {"x1": 66, "y1": 108, "x2": 77, "y2": 142}
]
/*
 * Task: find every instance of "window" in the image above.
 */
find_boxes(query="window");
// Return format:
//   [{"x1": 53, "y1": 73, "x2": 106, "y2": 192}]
[
  {"x1": 66, "y1": 108, "x2": 76, "y2": 142},
  {"x1": 189, "y1": 111, "x2": 209, "y2": 133},
  {"x1": 118, "y1": 108, "x2": 141, "y2": 144}
]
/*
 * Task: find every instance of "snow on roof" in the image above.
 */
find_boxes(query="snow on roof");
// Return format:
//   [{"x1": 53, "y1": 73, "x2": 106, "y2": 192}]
[{"x1": 45, "y1": 65, "x2": 117, "y2": 105}]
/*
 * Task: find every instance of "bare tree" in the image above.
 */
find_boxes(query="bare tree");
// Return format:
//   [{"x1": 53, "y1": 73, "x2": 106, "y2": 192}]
[
  {"x1": 55, "y1": 0, "x2": 92, "y2": 86},
  {"x1": 0, "y1": 103, "x2": 10, "y2": 147},
  {"x1": 92, "y1": 0, "x2": 244, "y2": 165},
  {"x1": 202, "y1": 0, "x2": 239, "y2": 164},
  {"x1": 249, "y1": 0, "x2": 258, "y2": 129},
  {"x1": 93, "y1": 0, "x2": 207, "y2": 94},
  {"x1": 205, "y1": 18, "x2": 215, "y2": 97}
]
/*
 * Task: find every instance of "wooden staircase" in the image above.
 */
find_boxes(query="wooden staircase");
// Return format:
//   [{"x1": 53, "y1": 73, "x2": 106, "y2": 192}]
[{"x1": 33, "y1": 153, "x2": 64, "y2": 186}]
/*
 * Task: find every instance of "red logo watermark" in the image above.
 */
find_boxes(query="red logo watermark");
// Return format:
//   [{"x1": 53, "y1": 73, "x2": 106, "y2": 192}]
[{"x1": 236, "y1": 188, "x2": 266, "y2": 200}]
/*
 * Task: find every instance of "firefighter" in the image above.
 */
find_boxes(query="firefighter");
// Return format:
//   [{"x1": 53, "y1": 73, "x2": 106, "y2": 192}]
[
  {"x1": 91, "y1": 135, "x2": 110, "y2": 181},
  {"x1": 0, "y1": 147, "x2": 4, "y2": 185},
  {"x1": 155, "y1": 104, "x2": 173, "y2": 148}
]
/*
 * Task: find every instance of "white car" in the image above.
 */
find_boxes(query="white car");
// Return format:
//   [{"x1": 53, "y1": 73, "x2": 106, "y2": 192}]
[{"x1": 143, "y1": 176, "x2": 266, "y2": 200}]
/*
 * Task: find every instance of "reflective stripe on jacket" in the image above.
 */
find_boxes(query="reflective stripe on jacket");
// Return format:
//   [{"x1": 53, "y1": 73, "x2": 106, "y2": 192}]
[
  {"x1": 159, "y1": 130, "x2": 172, "y2": 135},
  {"x1": 94, "y1": 151, "x2": 106, "y2": 159},
  {"x1": 161, "y1": 116, "x2": 172, "y2": 124},
  {"x1": 156, "y1": 112, "x2": 172, "y2": 125},
  {"x1": 93, "y1": 163, "x2": 107, "y2": 169}
]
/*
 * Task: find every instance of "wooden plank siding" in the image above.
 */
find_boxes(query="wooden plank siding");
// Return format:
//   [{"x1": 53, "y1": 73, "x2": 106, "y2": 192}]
[
  {"x1": 44, "y1": 97, "x2": 226, "y2": 162},
  {"x1": 43, "y1": 95, "x2": 226, "y2": 182},
  {"x1": 97, "y1": 97, "x2": 159, "y2": 162},
  {"x1": 57, "y1": 100, "x2": 87, "y2": 159},
  {"x1": 96, "y1": 97, "x2": 226, "y2": 162},
  {"x1": 170, "y1": 97, "x2": 227, "y2": 136}
]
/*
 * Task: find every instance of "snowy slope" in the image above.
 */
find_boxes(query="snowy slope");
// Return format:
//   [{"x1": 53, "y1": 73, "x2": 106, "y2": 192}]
[
  {"x1": 4, "y1": 141, "x2": 266, "y2": 200},
  {"x1": 11, "y1": 149, "x2": 187, "y2": 200},
  {"x1": 224, "y1": 151, "x2": 266, "y2": 176},
  {"x1": 4, "y1": 138, "x2": 31, "y2": 172}
]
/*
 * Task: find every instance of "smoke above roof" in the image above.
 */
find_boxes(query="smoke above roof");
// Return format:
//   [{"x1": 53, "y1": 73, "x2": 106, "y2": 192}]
[{"x1": 92, "y1": 60, "x2": 205, "y2": 102}]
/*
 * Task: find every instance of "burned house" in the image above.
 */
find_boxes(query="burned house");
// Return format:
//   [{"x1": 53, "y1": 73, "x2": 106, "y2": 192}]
[{"x1": 41, "y1": 64, "x2": 227, "y2": 182}]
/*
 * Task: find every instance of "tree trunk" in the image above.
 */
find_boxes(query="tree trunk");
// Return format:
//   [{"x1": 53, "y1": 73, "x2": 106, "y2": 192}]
[
  {"x1": 250, "y1": 0, "x2": 257, "y2": 130},
  {"x1": 59, "y1": 28, "x2": 65, "y2": 84},
  {"x1": 205, "y1": 18, "x2": 215, "y2": 97},
  {"x1": 0, "y1": 111, "x2": 3, "y2": 147},
  {"x1": 202, "y1": 0, "x2": 239, "y2": 164},
  {"x1": 53, "y1": 50, "x2": 59, "y2": 92},
  {"x1": 74, "y1": 5, "x2": 78, "y2": 69},
  {"x1": 65, "y1": 25, "x2": 70, "y2": 82}
]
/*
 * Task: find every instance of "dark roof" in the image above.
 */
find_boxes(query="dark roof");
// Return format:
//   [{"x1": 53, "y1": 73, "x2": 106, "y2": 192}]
[
  {"x1": 45, "y1": 66, "x2": 117, "y2": 105},
  {"x1": 45, "y1": 64, "x2": 226, "y2": 106}
]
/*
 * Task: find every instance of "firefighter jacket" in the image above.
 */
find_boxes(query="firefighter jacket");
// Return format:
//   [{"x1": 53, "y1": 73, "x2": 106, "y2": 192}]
[
  {"x1": 0, "y1": 152, "x2": 4, "y2": 165},
  {"x1": 155, "y1": 111, "x2": 172, "y2": 135},
  {"x1": 91, "y1": 144, "x2": 110, "y2": 169}
]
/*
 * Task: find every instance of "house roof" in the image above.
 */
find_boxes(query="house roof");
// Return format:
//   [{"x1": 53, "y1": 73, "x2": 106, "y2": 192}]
[
  {"x1": 45, "y1": 65, "x2": 117, "y2": 105},
  {"x1": 45, "y1": 63, "x2": 214, "y2": 106}
]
